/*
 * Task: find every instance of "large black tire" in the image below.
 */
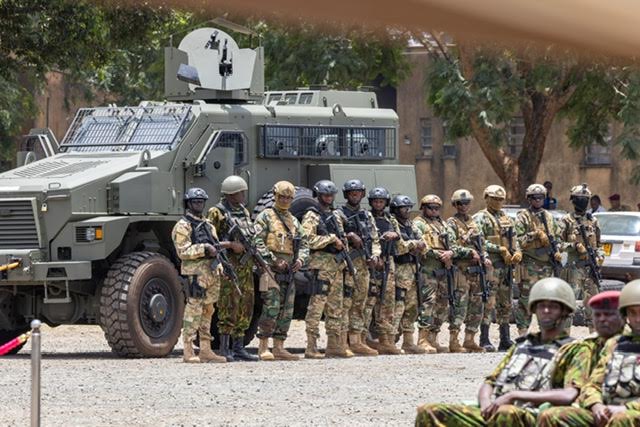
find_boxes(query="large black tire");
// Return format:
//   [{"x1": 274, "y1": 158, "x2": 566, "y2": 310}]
[
  {"x1": 100, "y1": 251, "x2": 184, "y2": 358},
  {"x1": 253, "y1": 186, "x2": 317, "y2": 221}
]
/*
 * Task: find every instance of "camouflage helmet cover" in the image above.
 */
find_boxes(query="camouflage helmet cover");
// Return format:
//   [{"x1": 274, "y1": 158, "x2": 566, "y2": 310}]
[
  {"x1": 221, "y1": 175, "x2": 248, "y2": 194},
  {"x1": 184, "y1": 187, "x2": 209, "y2": 201},
  {"x1": 273, "y1": 181, "x2": 295, "y2": 198},
  {"x1": 451, "y1": 189, "x2": 474, "y2": 203},
  {"x1": 313, "y1": 180, "x2": 338, "y2": 196},
  {"x1": 619, "y1": 279, "x2": 640, "y2": 315},
  {"x1": 570, "y1": 183, "x2": 592, "y2": 198},
  {"x1": 526, "y1": 183, "x2": 547, "y2": 197},
  {"x1": 528, "y1": 277, "x2": 576, "y2": 313},
  {"x1": 390, "y1": 195, "x2": 414, "y2": 209},
  {"x1": 484, "y1": 185, "x2": 507, "y2": 199},
  {"x1": 420, "y1": 194, "x2": 443, "y2": 207}
]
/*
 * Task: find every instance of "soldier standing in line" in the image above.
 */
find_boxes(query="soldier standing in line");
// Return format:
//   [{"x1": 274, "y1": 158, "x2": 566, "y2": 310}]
[
  {"x1": 340, "y1": 179, "x2": 380, "y2": 357},
  {"x1": 172, "y1": 187, "x2": 227, "y2": 363},
  {"x1": 253, "y1": 181, "x2": 309, "y2": 361},
  {"x1": 302, "y1": 180, "x2": 351, "y2": 359},
  {"x1": 447, "y1": 189, "x2": 490, "y2": 353},
  {"x1": 515, "y1": 183, "x2": 564, "y2": 336},
  {"x1": 207, "y1": 175, "x2": 259, "y2": 362},
  {"x1": 559, "y1": 183, "x2": 604, "y2": 333},
  {"x1": 362, "y1": 187, "x2": 403, "y2": 355},
  {"x1": 389, "y1": 195, "x2": 427, "y2": 354},
  {"x1": 413, "y1": 194, "x2": 465, "y2": 353},
  {"x1": 473, "y1": 185, "x2": 522, "y2": 352}
]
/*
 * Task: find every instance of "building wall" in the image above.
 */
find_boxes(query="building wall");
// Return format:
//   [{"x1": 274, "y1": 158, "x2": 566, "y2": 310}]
[{"x1": 397, "y1": 48, "x2": 639, "y2": 218}]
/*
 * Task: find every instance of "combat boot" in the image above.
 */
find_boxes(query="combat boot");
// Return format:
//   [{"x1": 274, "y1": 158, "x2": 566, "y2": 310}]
[
  {"x1": 341, "y1": 332, "x2": 355, "y2": 357},
  {"x1": 479, "y1": 324, "x2": 496, "y2": 352},
  {"x1": 199, "y1": 339, "x2": 227, "y2": 363},
  {"x1": 402, "y1": 331, "x2": 426, "y2": 354},
  {"x1": 182, "y1": 338, "x2": 200, "y2": 363},
  {"x1": 364, "y1": 331, "x2": 380, "y2": 351},
  {"x1": 232, "y1": 336, "x2": 258, "y2": 362},
  {"x1": 377, "y1": 334, "x2": 401, "y2": 355},
  {"x1": 462, "y1": 331, "x2": 485, "y2": 353},
  {"x1": 305, "y1": 334, "x2": 324, "y2": 359},
  {"x1": 427, "y1": 331, "x2": 449, "y2": 353},
  {"x1": 449, "y1": 330, "x2": 467, "y2": 353},
  {"x1": 218, "y1": 335, "x2": 235, "y2": 362},
  {"x1": 349, "y1": 332, "x2": 378, "y2": 356},
  {"x1": 258, "y1": 337, "x2": 275, "y2": 361},
  {"x1": 325, "y1": 334, "x2": 351, "y2": 358},
  {"x1": 272, "y1": 338, "x2": 300, "y2": 361},
  {"x1": 498, "y1": 323, "x2": 514, "y2": 352},
  {"x1": 417, "y1": 329, "x2": 437, "y2": 354}
]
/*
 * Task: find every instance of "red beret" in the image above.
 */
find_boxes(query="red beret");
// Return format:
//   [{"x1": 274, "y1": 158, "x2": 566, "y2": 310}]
[
  {"x1": 609, "y1": 194, "x2": 621, "y2": 201},
  {"x1": 588, "y1": 291, "x2": 620, "y2": 309}
]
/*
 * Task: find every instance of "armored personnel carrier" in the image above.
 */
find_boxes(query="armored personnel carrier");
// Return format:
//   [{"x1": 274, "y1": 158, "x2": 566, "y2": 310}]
[{"x1": 0, "y1": 26, "x2": 417, "y2": 357}]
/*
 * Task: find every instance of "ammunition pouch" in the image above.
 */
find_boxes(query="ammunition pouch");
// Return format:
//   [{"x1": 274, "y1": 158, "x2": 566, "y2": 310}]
[
  {"x1": 466, "y1": 265, "x2": 483, "y2": 275},
  {"x1": 394, "y1": 253, "x2": 414, "y2": 265},
  {"x1": 349, "y1": 248, "x2": 367, "y2": 260},
  {"x1": 343, "y1": 285, "x2": 354, "y2": 298},
  {"x1": 189, "y1": 276, "x2": 206, "y2": 299},
  {"x1": 368, "y1": 282, "x2": 380, "y2": 297},
  {"x1": 274, "y1": 273, "x2": 290, "y2": 283},
  {"x1": 316, "y1": 245, "x2": 340, "y2": 255},
  {"x1": 308, "y1": 270, "x2": 329, "y2": 296},
  {"x1": 395, "y1": 287, "x2": 406, "y2": 302}
]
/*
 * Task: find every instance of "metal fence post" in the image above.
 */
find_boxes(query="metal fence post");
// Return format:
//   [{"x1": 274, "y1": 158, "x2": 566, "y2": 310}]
[{"x1": 30, "y1": 319, "x2": 41, "y2": 427}]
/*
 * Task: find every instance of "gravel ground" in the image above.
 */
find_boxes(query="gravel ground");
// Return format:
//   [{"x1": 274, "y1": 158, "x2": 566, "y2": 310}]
[{"x1": 0, "y1": 322, "x2": 590, "y2": 426}]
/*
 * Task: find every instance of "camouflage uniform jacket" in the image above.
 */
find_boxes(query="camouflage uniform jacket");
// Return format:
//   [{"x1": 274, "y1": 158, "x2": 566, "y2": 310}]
[
  {"x1": 473, "y1": 208, "x2": 520, "y2": 267},
  {"x1": 301, "y1": 207, "x2": 348, "y2": 270},
  {"x1": 171, "y1": 212, "x2": 220, "y2": 276},
  {"x1": 207, "y1": 200, "x2": 255, "y2": 265},
  {"x1": 580, "y1": 333, "x2": 640, "y2": 409},
  {"x1": 559, "y1": 212, "x2": 604, "y2": 265},
  {"x1": 447, "y1": 213, "x2": 484, "y2": 268},
  {"x1": 373, "y1": 212, "x2": 416, "y2": 258},
  {"x1": 486, "y1": 332, "x2": 592, "y2": 402},
  {"x1": 413, "y1": 215, "x2": 464, "y2": 270},
  {"x1": 393, "y1": 216, "x2": 428, "y2": 263},
  {"x1": 515, "y1": 208, "x2": 563, "y2": 263},
  {"x1": 253, "y1": 207, "x2": 309, "y2": 266},
  {"x1": 341, "y1": 204, "x2": 381, "y2": 260}
]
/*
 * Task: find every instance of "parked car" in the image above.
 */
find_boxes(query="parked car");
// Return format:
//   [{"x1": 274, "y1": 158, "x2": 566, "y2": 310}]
[
  {"x1": 502, "y1": 205, "x2": 568, "y2": 222},
  {"x1": 595, "y1": 212, "x2": 640, "y2": 282}
]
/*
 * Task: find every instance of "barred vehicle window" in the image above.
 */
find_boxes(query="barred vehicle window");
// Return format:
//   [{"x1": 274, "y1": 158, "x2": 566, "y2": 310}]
[{"x1": 215, "y1": 132, "x2": 248, "y2": 167}]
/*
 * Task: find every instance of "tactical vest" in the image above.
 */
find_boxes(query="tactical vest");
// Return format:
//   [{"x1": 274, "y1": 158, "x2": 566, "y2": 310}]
[
  {"x1": 342, "y1": 206, "x2": 374, "y2": 259},
  {"x1": 519, "y1": 209, "x2": 555, "y2": 262},
  {"x1": 602, "y1": 336, "x2": 640, "y2": 405},
  {"x1": 215, "y1": 202, "x2": 253, "y2": 239},
  {"x1": 394, "y1": 219, "x2": 417, "y2": 265},
  {"x1": 563, "y1": 213, "x2": 599, "y2": 262},
  {"x1": 374, "y1": 213, "x2": 396, "y2": 258},
  {"x1": 493, "y1": 335, "x2": 574, "y2": 398},
  {"x1": 422, "y1": 217, "x2": 448, "y2": 251},
  {"x1": 312, "y1": 208, "x2": 341, "y2": 254},
  {"x1": 184, "y1": 215, "x2": 214, "y2": 246},
  {"x1": 265, "y1": 208, "x2": 296, "y2": 255}
]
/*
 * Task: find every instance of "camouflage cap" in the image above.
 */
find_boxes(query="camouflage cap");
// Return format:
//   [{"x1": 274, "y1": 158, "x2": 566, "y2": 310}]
[
  {"x1": 484, "y1": 185, "x2": 506, "y2": 199},
  {"x1": 570, "y1": 183, "x2": 592, "y2": 198},
  {"x1": 420, "y1": 194, "x2": 442, "y2": 207},
  {"x1": 526, "y1": 183, "x2": 547, "y2": 197},
  {"x1": 273, "y1": 181, "x2": 295, "y2": 197},
  {"x1": 184, "y1": 187, "x2": 209, "y2": 201},
  {"x1": 619, "y1": 280, "x2": 640, "y2": 314},
  {"x1": 528, "y1": 277, "x2": 576, "y2": 313},
  {"x1": 451, "y1": 189, "x2": 474, "y2": 203},
  {"x1": 588, "y1": 290, "x2": 620, "y2": 310},
  {"x1": 221, "y1": 175, "x2": 248, "y2": 194}
]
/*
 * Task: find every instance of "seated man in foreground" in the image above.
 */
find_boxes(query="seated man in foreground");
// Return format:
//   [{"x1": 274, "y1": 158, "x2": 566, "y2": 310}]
[{"x1": 415, "y1": 277, "x2": 590, "y2": 426}]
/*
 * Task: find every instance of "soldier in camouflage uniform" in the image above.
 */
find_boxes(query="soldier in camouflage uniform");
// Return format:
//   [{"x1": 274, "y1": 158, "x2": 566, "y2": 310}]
[
  {"x1": 559, "y1": 183, "x2": 604, "y2": 332},
  {"x1": 414, "y1": 194, "x2": 466, "y2": 353},
  {"x1": 416, "y1": 278, "x2": 592, "y2": 427},
  {"x1": 537, "y1": 290, "x2": 626, "y2": 426},
  {"x1": 389, "y1": 195, "x2": 427, "y2": 354},
  {"x1": 341, "y1": 179, "x2": 381, "y2": 357},
  {"x1": 473, "y1": 185, "x2": 522, "y2": 352},
  {"x1": 362, "y1": 187, "x2": 406, "y2": 355},
  {"x1": 447, "y1": 189, "x2": 491, "y2": 353},
  {"x1": 514, "y1": 183, "x2": 564, "y2": 335},
  {"x1": 172, "y1": 187, "x2": 226, "y2": 363},
  {"x1": 207, "y1": 175, "x2": 259, "y2": 362},
  {"x1": 253, "y1": 181, "x2": 309, "y2": 361},
  {"x1": 302, "y1": 180, "x2": 352, "y2": 359}
]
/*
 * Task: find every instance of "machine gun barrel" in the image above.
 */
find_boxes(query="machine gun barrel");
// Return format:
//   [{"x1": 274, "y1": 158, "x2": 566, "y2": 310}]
[
  {"x1": 537, "y1": 212, "x2": 562, "y2": 277},
  {"x1": 471, "y1": 234, "x2": 489, "y2": 303}
]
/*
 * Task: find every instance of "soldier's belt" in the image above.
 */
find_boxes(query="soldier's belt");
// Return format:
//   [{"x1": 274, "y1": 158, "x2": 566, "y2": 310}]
[
  {"x1": 348, "y1": 248, "x2": 367, "y2": 259},
  {"x1": 394, "y1": 253, "x2": 414, "y2": 265}
]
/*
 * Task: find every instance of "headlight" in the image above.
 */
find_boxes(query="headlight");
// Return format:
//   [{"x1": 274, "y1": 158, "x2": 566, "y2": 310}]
[{"x1": 76, "y1": 226, "x2": 103, "y2": 242}]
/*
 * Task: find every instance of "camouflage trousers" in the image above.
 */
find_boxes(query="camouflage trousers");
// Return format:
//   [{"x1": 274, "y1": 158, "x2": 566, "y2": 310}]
[
  {"x1": 515, "y1": 261, "x2": 554, "y2": 330},
  {"x1": 363, "y1": 260, "x2": 396, "y2": 335},
  {"x1": 183, "y1": 272, "x2": 219, "y2": 342},
  {"x1": 418, "y1": 270, "x2": 459, "y2": 333},
  {"x1": 257, "y1": 280, "x2": 295, "y2": 340},
  {"x1": 563, "y1": 264, "x2": 599, "y2": 328},
  {"x1": 217, "y1": 263, "x2": 254, "y2": 338},
  {"x1": 305, "y1": 264, "x2": 344, "y2": 337},
  {"x1": 454, "y1": 266, "x2": 484, "y2": 333},
  {"x1": 481, "y1": 265, "x2": 512, "y2": 326},
  {"x1": 415, "y1": 403, "x2": 535, "y2": 427},
  {"x1": 343, "y1": 257, "x2": 370, "y2": 334},
  {"x1": 538, "y1": 406, "x2": 640, "y2": 427},
  {"x1": 392, "y1": 263, "x2": 418, "y2": 334}
]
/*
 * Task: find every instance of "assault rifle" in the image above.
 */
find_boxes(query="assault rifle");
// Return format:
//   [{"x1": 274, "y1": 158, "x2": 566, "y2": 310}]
[
  {"x1": 285, "y1": 236, "x2": 302, "y2": 302},
  {"x1": 327, "y1": 214, "x2": 357, "y2": 278},
  {"x1": 380, "y1": 238, "x2": 393, "y2": 304},
  {"x1": 196, "y1": 221, "x2": 242, "y2": 296},
  {"x1": 576, "y1": 217, "x2": 602, "y2": 292},
  {"x1": 415, "y1": 250, "x2": 426, "y2": 307},
  {"x1": 350, "y1": 212, "x2": 376, "y2": 278},
  {"x1": 536, "y1": 212, "x2": 562, "y2": 277},
  {"x1": 441, "y1": 231, "x2": 456, "y2": 322},
  {"x1": 505, "y1": 226, "x2": 515, "y2": 288},
  {"x1": 471, "y1": 234, "x2": 489, "y2": 303}
]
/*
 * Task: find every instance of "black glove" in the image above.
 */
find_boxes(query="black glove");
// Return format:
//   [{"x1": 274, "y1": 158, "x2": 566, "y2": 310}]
[{"x1": 189, "y1": 276, "x2": 206, "y2": 298}]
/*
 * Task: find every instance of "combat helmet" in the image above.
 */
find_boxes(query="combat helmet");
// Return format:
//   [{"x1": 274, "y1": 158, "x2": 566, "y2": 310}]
[
  {"x1": 221, "y1": 175, "x2": 248, "y2": 194},
  {"x1": 184, "y1": 187, "x2": 209, "y2": 201},
  {"x1": 483, "y1": 185, "x2": 506, "y2": 199},
  {"x1": 451, "y1": 189, "x2": 474, "y2": 204},
  {"x1": 390, "y1": 195, "x2": 414, "y2": 212},
  {"x1": 313, "y1": 180, "x2": 338, "y2": 197},
  {"x1": 570, "y1": 183, "x2": 592, "y2": 198},
  {"x1": 526, "y1": 183, "x2": 547, "y2": 197},
  {"x1": 420, "y1": 194, "x2": 442, "y2": 208},
  {"x1": 273, "y1": 181, "x2": 295, "y2": 198},
  {"x1": 527, "y1": 277, "x2": 576, "y2": 313},
  {"x1": 342, "y1": 179, "x2": 366, "y2": 198},
  {"x1": 619, "y1": 279, "x2": 640, "y2": 315},
  {"x1": 368, "y1": 187, "x2": 390, "y2": 207}
]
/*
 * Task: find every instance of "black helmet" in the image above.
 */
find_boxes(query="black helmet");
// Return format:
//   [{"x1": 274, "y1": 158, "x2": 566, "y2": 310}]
[
  {"x1": 313, "y1": 180, "x2": 338, "y2": 197},
  {"x1": 368, "y1": 187, "x2": 390, "y2": 207},
  {"x1": 342, "y1": 179, "x2": 366, "y2": 197},
  {"x1": 390, "y1": 195, "x2": 414, "y2": 212},
  {"x1": 184, "y1": 187, "x2": 209, "y2": 201}
]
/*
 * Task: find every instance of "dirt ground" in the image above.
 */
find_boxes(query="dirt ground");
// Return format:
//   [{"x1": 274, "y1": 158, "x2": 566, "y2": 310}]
[{"x1": 0, "y1": 321, "x2": 591, "y2": 426}]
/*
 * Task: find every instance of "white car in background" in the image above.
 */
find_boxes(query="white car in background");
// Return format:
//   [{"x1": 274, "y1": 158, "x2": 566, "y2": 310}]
[{"x1": 595, "y1": 212, "x2": 640, "y2": 282}]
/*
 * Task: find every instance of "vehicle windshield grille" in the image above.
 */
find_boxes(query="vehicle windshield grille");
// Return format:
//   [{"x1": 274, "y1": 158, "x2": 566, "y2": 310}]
[
  {"x1": 0, "y1": 199, "x2": 40, "y2": 249},
  {"x1": 597, "y1": 215, "x2": 640, "y2": 236},
  {"x1": 59, "y1": 105, "x2": 193, "y2": 153}
]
